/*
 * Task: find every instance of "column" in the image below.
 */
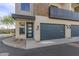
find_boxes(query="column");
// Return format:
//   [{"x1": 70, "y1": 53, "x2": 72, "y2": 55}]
[
  {"x1": 65, "y1": 25, "x2": 71, "y2": 39},
  {"x1": 64, "y1": 3, "x2": 72, "y2": 10}
]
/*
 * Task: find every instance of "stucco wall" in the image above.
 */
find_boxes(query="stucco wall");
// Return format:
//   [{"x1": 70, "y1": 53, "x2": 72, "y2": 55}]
[
  {"x1": 15, "y1": 16, "x2": 79, "y2": 41},
  {"x1": 33, "y1": 3, "x2": 49, "y2": 17},
  {"x1": 15, "y1": 3, "x2": 79, "y2": 16},
  {"x1": 34, "y1": 16, "x2": 79, "y2": 41},
  {"x1": 15, "y1": 3, "x2": 73, "y2": 16},
  {"x1": 33, "y1": 3, "x2": 65, "y2": 17},
  {"x1": 15, "y1": 20, "x2": 26, "y2": 39},
  {"x1": 15, "y1": 19, "x2": 34, "y2": 40},
  {"x1": 15, "y1": 3, "x2": 34, "y2": 16},
  {"x1": 15, "y1": 3, "x2": 79, "y2": 41},
  {"x1": 49, "y1": 3, "x2": 64, "y2": 9}
]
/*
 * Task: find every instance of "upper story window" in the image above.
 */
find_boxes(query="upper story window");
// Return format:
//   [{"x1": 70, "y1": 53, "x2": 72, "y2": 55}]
[{"x1": 21, "y1": 3, "x2": 30, "y2": 11}]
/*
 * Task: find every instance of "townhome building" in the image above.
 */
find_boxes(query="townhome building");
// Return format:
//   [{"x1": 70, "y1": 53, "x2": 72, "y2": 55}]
[{"x1": 12, "y1": 3, "x2": 79, "y2": 42}]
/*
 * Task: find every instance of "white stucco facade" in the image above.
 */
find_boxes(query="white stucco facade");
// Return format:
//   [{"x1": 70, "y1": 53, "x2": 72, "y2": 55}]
[
  {"x1": 14, "y1": 3, "x2": 79, "y2": 41},
  {"x1": 15, "y1": 15, "x2": 79, "y2": 41},
  {"x1": 15, "y1": 3, "x2": 34, "y2": 16}
]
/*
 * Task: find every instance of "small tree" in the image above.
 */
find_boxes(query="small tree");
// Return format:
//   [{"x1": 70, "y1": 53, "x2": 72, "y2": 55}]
[{"x1": 1, "y1": 16, "x2": 15, "y2": 29}]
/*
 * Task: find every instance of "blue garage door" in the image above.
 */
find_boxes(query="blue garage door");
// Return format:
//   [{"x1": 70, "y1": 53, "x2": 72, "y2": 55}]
[
  {"x1": 71, "y1": 25, "x2": 79, "y2": 37},
  {"x1": 40, "y1": 23, "x2": 65, "y2": 40}
]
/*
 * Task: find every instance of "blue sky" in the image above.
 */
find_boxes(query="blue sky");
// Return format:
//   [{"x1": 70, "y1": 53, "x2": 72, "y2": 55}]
[
  {"x1": 0, "y1": 3, "x2": 15, "y2": 17},
  {"x1": 0, "y1": 3, "x2": 15, "y2": 29}
]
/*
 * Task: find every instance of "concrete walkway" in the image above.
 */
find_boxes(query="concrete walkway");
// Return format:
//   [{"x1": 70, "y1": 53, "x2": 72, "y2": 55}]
[
  {"x1": 2, "y1": 37, "x2": 79, "y2": 49},
  {"x1": 0, "y1": 34, "x2": 14, "y2": 39},
  {"x1": 2, "y1": 37, "x2": 26, "y2": 49}
]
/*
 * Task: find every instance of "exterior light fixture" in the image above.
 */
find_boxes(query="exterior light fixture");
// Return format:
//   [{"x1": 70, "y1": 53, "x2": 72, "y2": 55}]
[{"x1": 36, "y1": 25, "x2": 39, "y2": 30}]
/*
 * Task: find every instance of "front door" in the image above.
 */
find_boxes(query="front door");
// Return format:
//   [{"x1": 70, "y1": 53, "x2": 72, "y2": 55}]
[{"x1": 27, "y1": 22, "x2": 33, "y2": 38}]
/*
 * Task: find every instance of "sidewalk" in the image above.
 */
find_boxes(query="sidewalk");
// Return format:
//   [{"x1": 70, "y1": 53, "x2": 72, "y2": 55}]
[
  {"x1": 0, "y1": 34, "x2": 14, "y2": 39},
  {"x1": 2, "y1": 37, "x2": 26, "y2": 49},
  {"x1": 2, "y1": 37, "x2": 79, "y2": 50}
]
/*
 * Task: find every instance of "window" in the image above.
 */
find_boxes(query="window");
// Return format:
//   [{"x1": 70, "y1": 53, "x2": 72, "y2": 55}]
[
  {"x1": 21, "y1": 3, "x2": 30, "y2": 11},
  {"x1": 19, "y1": 27, "x2": 25, "y2": 34}
]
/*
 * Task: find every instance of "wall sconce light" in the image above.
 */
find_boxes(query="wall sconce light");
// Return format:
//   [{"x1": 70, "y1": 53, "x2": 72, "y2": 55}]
[
  {"x1": 36, "y1": 25, "x2": 39, "y2": 30},
  {"x1": 69, "y1": 25, "x2": 71, "y2": 29},
  {"x1": 66, "y1": 25, "x2": 69, "y2": 28},
  {"x1": 66, "y1": 25, "x2": 71, "y2": 29}
]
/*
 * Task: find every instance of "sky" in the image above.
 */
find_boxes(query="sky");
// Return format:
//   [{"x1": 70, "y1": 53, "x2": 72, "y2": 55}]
[
  {"x1": 0, "y1": 3, "x2": 15, "y2": 29},
  {"x1": 0, "y1": 3, "x2": 15, "y2": 17}
]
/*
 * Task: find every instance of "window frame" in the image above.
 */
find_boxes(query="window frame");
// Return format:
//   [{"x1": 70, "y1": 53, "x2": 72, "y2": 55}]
[
  {"x1": 21, "y1": 3, "x2": 30, "y2": 11},
  {"x1": 19, "y1": 27, "x2": 25, "y2": 35}
]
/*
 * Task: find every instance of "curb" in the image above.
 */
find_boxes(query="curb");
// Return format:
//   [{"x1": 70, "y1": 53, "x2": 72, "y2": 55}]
[
  {"x1": 2, "y1": 39, "x2": 27, "y2": 50},
  {"x1": 2, "y1": 37, "x2": 79, "y2": 50},
  {"x1": 0, "y1": 36, "x2": 14, "y2": 39}
]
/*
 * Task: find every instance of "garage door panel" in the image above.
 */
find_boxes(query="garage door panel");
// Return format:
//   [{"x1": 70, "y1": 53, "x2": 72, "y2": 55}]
[
  {"x1": 71, "y1": 25, "x2": 79, "y2": 37},
  {"x1": 40, "y1": 23, "x2": 65, "y2": 40}
]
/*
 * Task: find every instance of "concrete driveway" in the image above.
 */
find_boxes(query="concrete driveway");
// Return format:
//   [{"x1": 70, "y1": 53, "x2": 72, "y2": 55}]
[{"x1": 1, "y1": 36, "x2": 79, "y2": 55}]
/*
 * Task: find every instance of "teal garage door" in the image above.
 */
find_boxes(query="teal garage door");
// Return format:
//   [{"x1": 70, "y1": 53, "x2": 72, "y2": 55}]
[
  {"x1": 40, "y1": 23, "x2": 65, "y2": 40},
  {"x1": 71, "y1": 25, "x2": 79, "y2": 37}
]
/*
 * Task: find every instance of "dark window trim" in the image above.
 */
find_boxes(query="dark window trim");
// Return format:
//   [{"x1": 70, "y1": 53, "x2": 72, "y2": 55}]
[
  {"x1": 19, "y1": 27, "x2": 25, "y2": 35},
  {"x1": 21, "y1": 3, "x2": 30, "y2": 11},
  {"x1": 27, "y1": 22, "x2": 34, "y2": 38},
  {"x1": 12, "y1": 14, "x2": 35, "y2": 20}
]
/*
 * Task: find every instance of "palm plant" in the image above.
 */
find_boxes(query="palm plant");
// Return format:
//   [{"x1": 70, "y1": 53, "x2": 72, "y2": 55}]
[{"x1": 1, "y1": 16, "x2": 15, "y2": 29}]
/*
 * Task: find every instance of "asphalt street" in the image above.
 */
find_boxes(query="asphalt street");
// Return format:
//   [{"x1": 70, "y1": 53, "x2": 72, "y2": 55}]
[{"x1": 1, "y1": 36, "x2": 79, "y2": 56}]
